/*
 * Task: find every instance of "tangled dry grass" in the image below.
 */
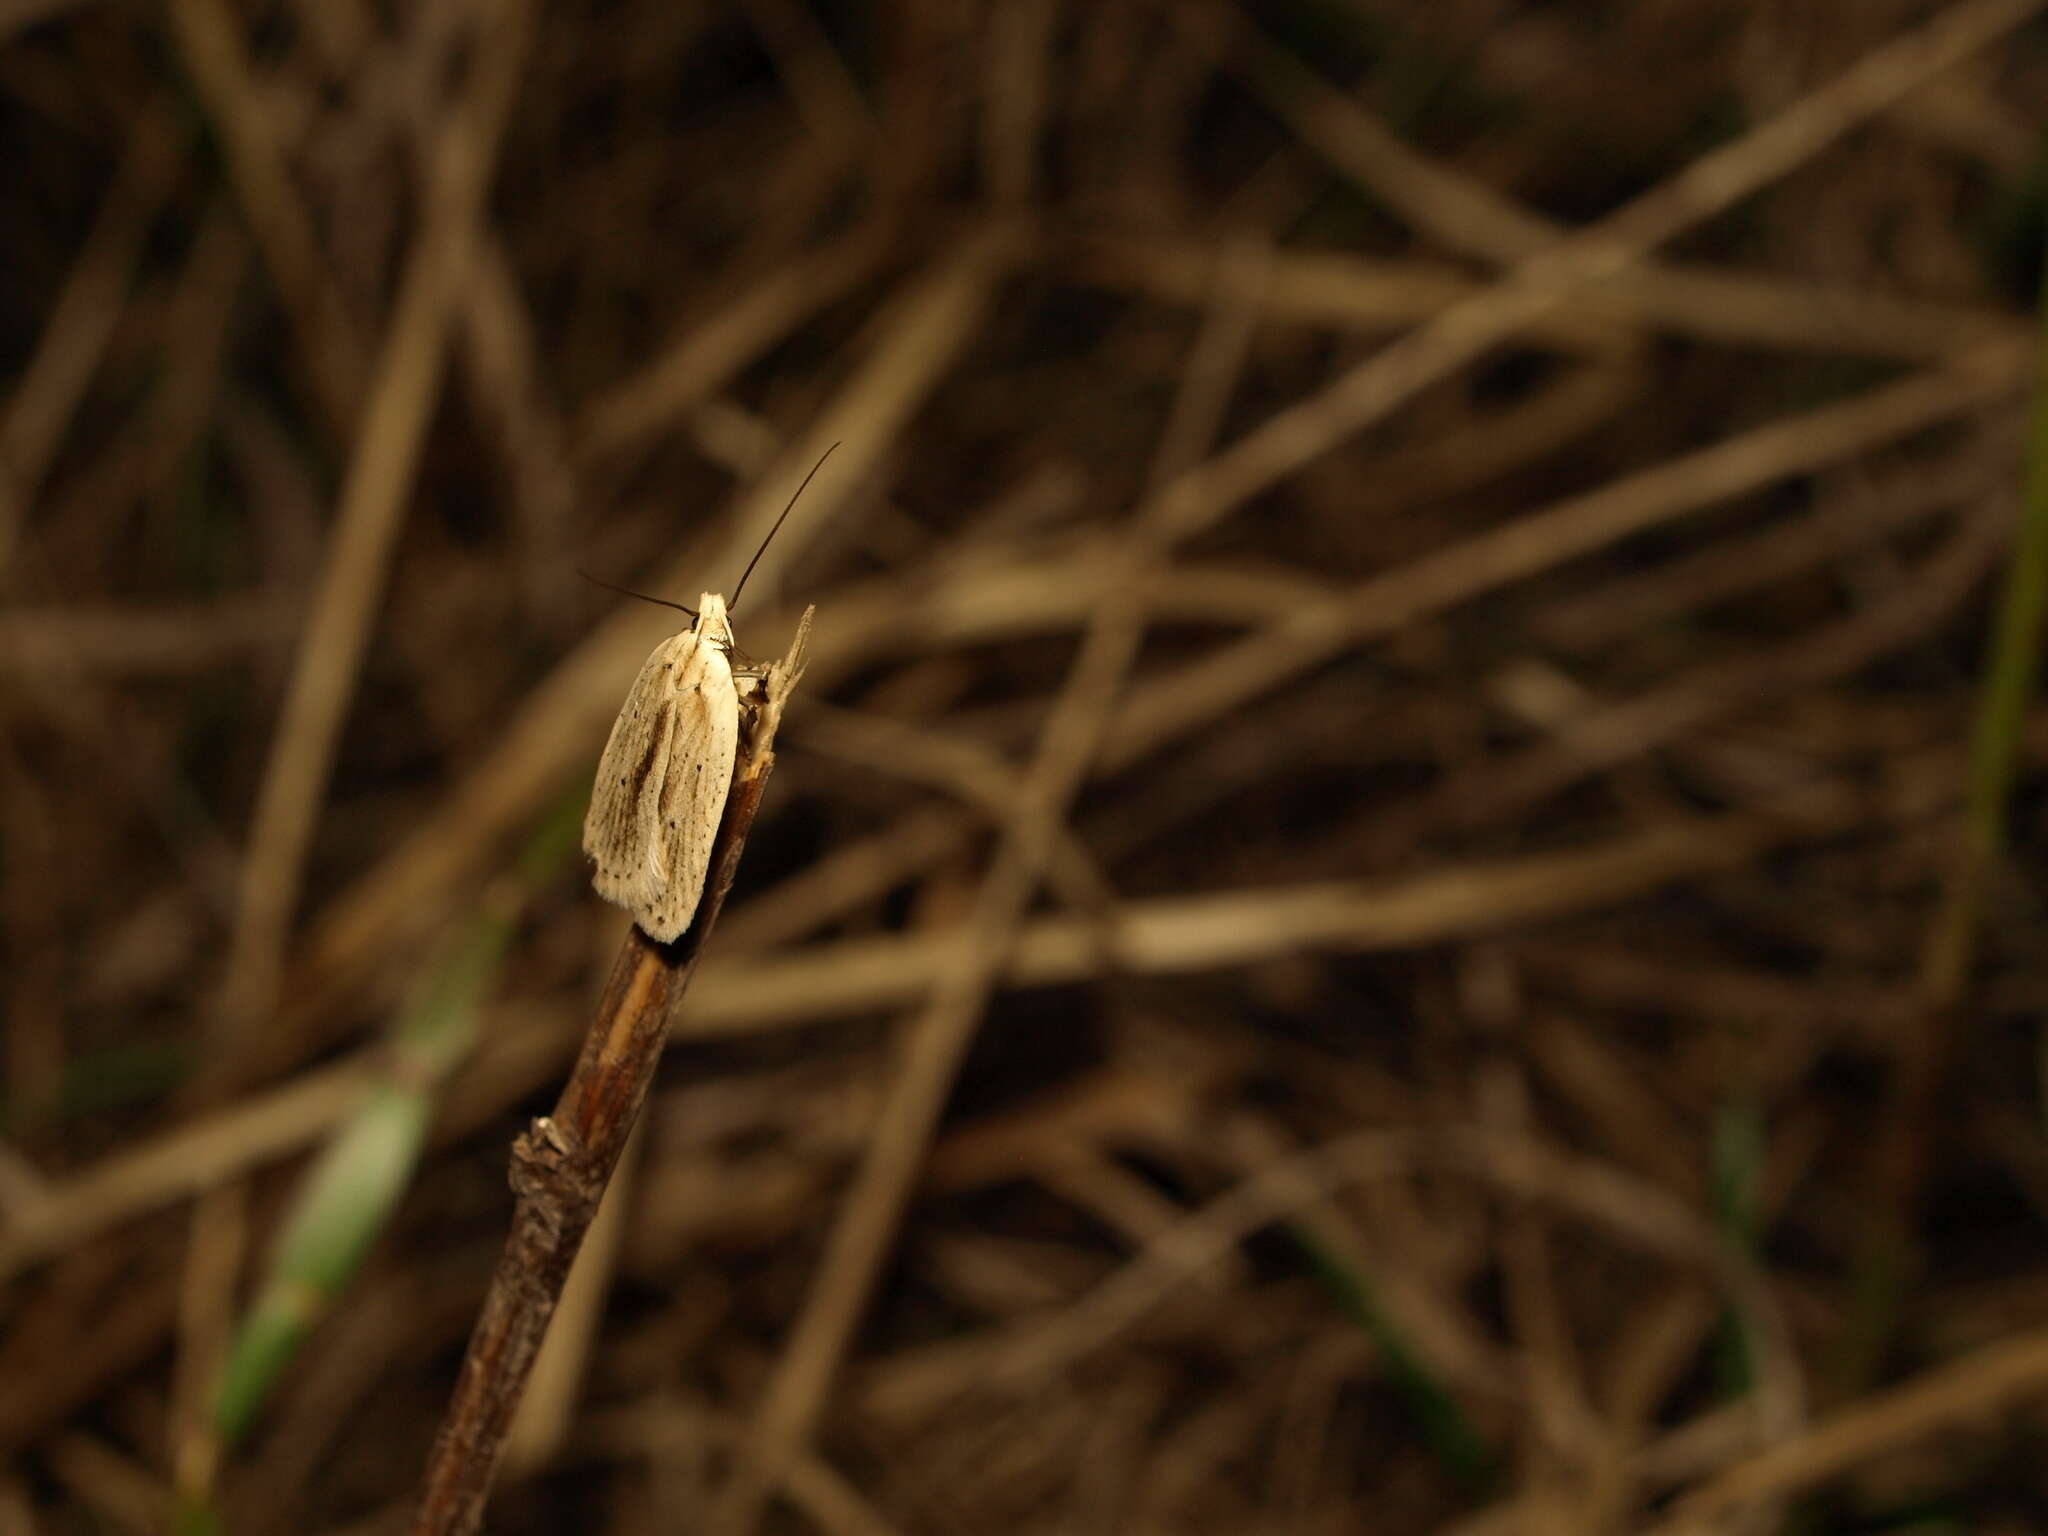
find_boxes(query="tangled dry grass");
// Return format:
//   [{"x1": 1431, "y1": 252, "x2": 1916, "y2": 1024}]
[{"x1": 5, "y1": 0, "x2": 2048, "y2": 1532}]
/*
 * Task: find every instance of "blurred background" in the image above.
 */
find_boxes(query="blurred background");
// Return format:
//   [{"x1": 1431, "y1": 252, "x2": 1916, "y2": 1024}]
[{"x1": 5, "y1": 0, "x2": 2048, "y2": 1531}]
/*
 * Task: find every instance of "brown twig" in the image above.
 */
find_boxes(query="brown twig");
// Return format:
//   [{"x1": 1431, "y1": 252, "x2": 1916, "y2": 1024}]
[{"x1": 409, "y1": 609, "x2": 812, "y2": 1536}]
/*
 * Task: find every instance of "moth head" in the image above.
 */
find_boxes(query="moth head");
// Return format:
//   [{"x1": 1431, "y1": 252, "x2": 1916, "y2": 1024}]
[{"x1": 697, "y1": 592, "x2": 735, "y2": 651}]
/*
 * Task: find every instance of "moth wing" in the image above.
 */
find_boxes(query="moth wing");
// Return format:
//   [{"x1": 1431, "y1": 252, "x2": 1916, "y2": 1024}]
[
  {"x1": 639, "y1": 640, "x2": 740, "y2": 942},
  {"x1": 583, "y1": 633, "x2": 689, "y2": 919}
]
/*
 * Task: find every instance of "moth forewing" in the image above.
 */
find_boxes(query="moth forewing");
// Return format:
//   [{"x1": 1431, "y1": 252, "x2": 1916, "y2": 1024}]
[{"x1": 583, "y1": 592, "x2": 744, "y2": 943}]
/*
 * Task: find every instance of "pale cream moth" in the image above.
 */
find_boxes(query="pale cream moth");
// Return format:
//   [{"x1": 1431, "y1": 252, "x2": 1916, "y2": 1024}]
[
  {"x1": 582, "y1": 591, "x2": 743, "y2": 942},
  {"x1": 580, "y1": 447, "x2": 833, "y2": 941}
]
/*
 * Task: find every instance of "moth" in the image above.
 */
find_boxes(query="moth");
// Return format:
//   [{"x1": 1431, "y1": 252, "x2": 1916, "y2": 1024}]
[
  {"x1": 581, "y1": 448, "x2": 833, "y2": 942},
  {"x1": 582, "y1": 591, "x2": 746, "y2": 942}
]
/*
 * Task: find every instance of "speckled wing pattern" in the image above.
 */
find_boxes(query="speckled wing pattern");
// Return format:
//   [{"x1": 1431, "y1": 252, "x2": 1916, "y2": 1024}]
[{"x1": 583, "y1": 599, "x2": 740, "y2": 943}]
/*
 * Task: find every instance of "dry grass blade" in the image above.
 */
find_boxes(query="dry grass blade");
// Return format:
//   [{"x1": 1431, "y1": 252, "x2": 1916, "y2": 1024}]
[
  {"x1": 0, "y1": 98, "x2": 184, "y2": 507},
  {"x1": 573, "y1": 223, "x2": 896, "y2": 463},
  {"x1": 164, "y1": 0, "x2": 367, "y2": 433},
  {"x1": 858, "y1": 1127, "x2": 1803, "y2": 1433},
  {"x1": 1645, "y1": 1324, "x2": 2048, "y2": 1533},
  {"x1": 1073, "y1": 233, "x2": 2025, "y2": 361},
  {"x1": 216, "y1": 0, "x2": 535, "y2": 1041},
  {"x1": 0, "y1": 1059, "x2": 375, "y2": 1282},
  {"x1": 1103, "y1": 346, "x2": 2030, "y2": 770},
  {"x1": 706, "y1": 239, "x2": 1274, "y2": 1532},
  {"x1": 1389, "y1": 499, "x2": 2006, "y2": 842},
  {"x1": 10, "y1": 0, "x2": 2048, "y2": 1528},
  {"x1": 1123, "y1": 0, "x2": 2043, "y2": 557},
  {"x1": 0, "y1": 764, "x2": 1961, "y2": 1289}
]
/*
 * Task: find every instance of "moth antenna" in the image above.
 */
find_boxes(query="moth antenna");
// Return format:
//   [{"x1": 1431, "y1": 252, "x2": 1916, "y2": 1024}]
[
  {"x1": 577, "y1": 569, "x2": 699, "y2": 618},
  {"x1": 730, "y1": 441, "x2": 840, "y2": 613}
]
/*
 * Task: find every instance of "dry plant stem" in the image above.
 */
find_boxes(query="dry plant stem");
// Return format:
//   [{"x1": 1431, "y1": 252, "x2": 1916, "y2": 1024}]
[
  {"x1": 1195, "y1": 6, "x2": 2022, "y2": 361},
  {"x1": 1120, "y1": 0, "x2": 2042, "y2": 558},
  {"x1": 1076, "y1": 233, "x2": 2021, "y2": 363},
  {"x1": 165, "y1": 0, "x2": 367, "y2": 434},
  {"x1": 1846, "y1": 246, "x2": 2048, "y2": 1394},
  {"x1": 856, "y1": 1126, "x2": 1802, "y2": 1436},
  {"x1": 0, "y1": 759, "x2": 1955, "y2": 1286},
  {"x1": 411, "y1": 621, "x2": 803, "y2": 1535},
  {"x1": 406, "y1": 931, "x2": 703, "y2": 1536},
  {"x1": 170, "y1": 1183, "x2": 248, "y2": 1501},
  {"x1": 499, "y1": 1115, "x2": 644, "y2": 1475},
  {"x1": 0, "y1": 99, "x2": 184, "y2": 521},
  {"x1": 1644, "y1": 1323, "x2": 2048, "y2": 1534},
  {"x1": 1102, "y1": 346, "x2": 2026, "y2": 773},
  {"x1": 297, "y1": 0, "x2": 2033, "y2": 1001},
  {"x1": 1378, "y1": 504, "x2": 2006, "y2": 846},
  {"x1": 216, "y1": 0, "x2": 532, "y2": 1043},
  {"x1": 710, "y1": 582, "x2": 1148, "y2": 1536},
  {"x1": 708, "y1": 244, "x2": 1267, "y2": 1535}
]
